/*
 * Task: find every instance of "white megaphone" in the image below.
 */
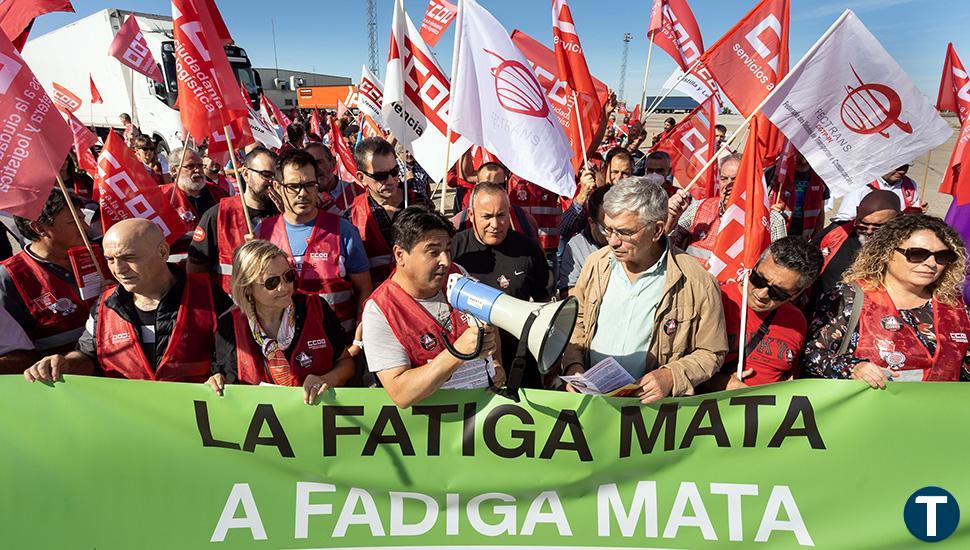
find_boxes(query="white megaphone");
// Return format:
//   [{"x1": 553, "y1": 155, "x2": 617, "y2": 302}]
[{"x1": 446, "y1": 274, "x2": 578, "y2": 380}]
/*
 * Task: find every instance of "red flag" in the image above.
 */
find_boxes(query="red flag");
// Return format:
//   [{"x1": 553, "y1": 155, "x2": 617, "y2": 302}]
[
  {"x1": 199, "y1": 0, "x2": 232, "y2": 46},
  {"x1": 260, "y1": 92, "x2": 291, "y2": 128},
  {"x1": 310, "y1": 108, "x2": 323, "y2": 137},
  {"x1": 707, "y1": 115, "x2": 771, "y2": 284},
  {"x1": 418, "y1": 0, "x2": 457, "y2": 47},
  {"x1": 0, "y1": 0, "x2": 73, "y2": 51},
  {"x1": 552, "y1": 0, "x2": 599, "y2": 102},
  {"x1": 61, "y1": 109, "x2": 99, "y2": 178},
  {"x1": 96, "y1": 132, "x2": 186, "y2": 245},
  {"x1": 698, "y1": 0, "x2": 789, "y2": 117},
  {"x1": 651, "y1": 95, "x2": 717, "y2": 198},
  {"x1": 0, "y1": 30, "x2": 73, "y2": 218},
  {"x1": 937, "y1": 44, "x2": 970, "y2": 201},
  {"x1": 511, "y1": 30, "x2": 610, "y2": 171},
  {"x1": 648, "y1": 0, "x2": 704, "y2": 72},
  {"x1": 89, "y1": 74, "x2": 102, "y2": 104},
  {"x1": 360, "y1": 114, "x2": 383, "y2": 139},
  {"x1": 328, "y1": 116, "x2": 357, "y2": 183},
  {"x1": 172, "y1": 0, "x2": 248, "y2": 143},
  {"x1": 107, "y1": 14, "x2": 164, "y2": 84},
  {"x1": 631, "y1": 103, "x2": 641, "y2": 122},
  {"x1": 51, "y1": 82, "x2": 82, "y2": 113},
  {"x1": 239, "y1": 82, "x2": 252, "y2": 105},
  {"x1": 336, "y1": 98, "x2": 348, "y2": 120}
]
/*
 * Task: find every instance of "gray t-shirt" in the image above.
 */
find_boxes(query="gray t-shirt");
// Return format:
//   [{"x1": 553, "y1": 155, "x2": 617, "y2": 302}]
[{"x1": 363, "y1": 291, "x2": 452, "y2": 373}]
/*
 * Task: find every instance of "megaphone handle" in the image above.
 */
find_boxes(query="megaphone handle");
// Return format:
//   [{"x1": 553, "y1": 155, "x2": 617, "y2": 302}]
[
  {"x1": 442, "y1": 317, "x2": 484, "y2": 361},
  {"x1": 494, "y1": 310, "x2": 539, "y2": 402}
]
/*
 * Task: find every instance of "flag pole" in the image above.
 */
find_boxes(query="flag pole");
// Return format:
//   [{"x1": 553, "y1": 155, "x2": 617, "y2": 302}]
[
  {"x1": 736, "y1": 269, "x2": 751, "y2": 382},
  {"x1": 55, "y1": 174, "x2": 107, "y2": 282},
  {"x1": 223, "y1": 124, "x2": 253, "y2": 234},
  {"x1": 173, "y1": 134, "x2": 191, "y2": 187},
  {"x1": 439, "y1": 0, "x2": 465, "y2": 215},
  {"x1": 638, "y1": 39, "x2": 655, "y2": 122},
  {"x1": 572, "y1": 90, "x2": 590, "y2": 168},
  {"x1": 920, "y1": 149, "x2": 933, "y2": 198},
  {"x1": 127, "y1": 67, "x2": 137, "y2": 129},
  {"x1": 642, "y1": 59, "x2": 701, "y2": 121},
  {"x1": 681, "y1": 10, "x2": 852, "y2": 194}
]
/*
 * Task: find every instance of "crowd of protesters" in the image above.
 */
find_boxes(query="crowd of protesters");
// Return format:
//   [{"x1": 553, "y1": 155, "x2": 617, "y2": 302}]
[{"x1": 4, "y1": 96, "x2": 968, "y2": 409}]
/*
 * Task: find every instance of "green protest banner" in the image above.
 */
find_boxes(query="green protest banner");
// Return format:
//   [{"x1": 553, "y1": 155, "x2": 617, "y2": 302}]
[{"x1": 1, "y1": 375, "x2": 966, "y2": 548}]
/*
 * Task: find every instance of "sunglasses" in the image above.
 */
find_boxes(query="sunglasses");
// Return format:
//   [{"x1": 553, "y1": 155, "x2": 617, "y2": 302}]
[
  {"x1": 360, "y1": 165, "x2": 401, "y2": 182},
  {"x1": 749, "y1": 270, "x2": 795, "y2": 302},
  {"x1": 260, "y1": 268, "x2": 296, "y2": 291},
  {"x1": 248, "y1": 168, "x2": 277, "y2": 181},
  {"x1": 894, "y1": 247, "x2": 958, "y2": 265}
]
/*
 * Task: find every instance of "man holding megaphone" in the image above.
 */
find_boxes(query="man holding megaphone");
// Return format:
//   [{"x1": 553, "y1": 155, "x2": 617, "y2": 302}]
[{"x1": 362, "y1": 207, "x2": 505, "y2": 409}]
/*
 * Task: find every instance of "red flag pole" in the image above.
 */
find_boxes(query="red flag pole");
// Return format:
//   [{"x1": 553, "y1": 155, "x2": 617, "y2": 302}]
[
  {"x1": 223, "y1": 124, "x2": 253, "y2": 234},
  {"x1": 55, "y1": 174, "x2": 106, "y2": 282}
]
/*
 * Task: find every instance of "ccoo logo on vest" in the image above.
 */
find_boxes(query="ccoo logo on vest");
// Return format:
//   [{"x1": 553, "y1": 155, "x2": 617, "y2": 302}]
[{"x1": 903, "y1": 487, "x2": 959, "y2": 542}]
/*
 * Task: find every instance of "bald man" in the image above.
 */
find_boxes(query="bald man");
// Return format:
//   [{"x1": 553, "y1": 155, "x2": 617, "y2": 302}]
[
  {"x1": 450, "y1": 163, "x2": 540, "y2": 245},
  {"x1": 24, "y1": 219, "x2": 232, "y2": 383},
  {"x1": 811, "y1": 190, "x2": 901, "y2": 300}
]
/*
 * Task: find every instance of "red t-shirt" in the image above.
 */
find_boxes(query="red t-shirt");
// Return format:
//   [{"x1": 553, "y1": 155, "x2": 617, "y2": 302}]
[{"x1": 720, "y1": 282, "x2": 806, "y2": 386}]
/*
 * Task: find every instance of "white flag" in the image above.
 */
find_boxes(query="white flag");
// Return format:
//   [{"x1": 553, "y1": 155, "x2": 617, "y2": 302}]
[
  {"x1": 246, "y1": 107, "x2": 282, "y2": 149},
  {"x1": 382, "y1": 0, "x2": 470, "y2": 182},
  {"x1": 450, "y1": 0, "x2": 575, "y2": 197},
  {"x1": 661, "y1": 65, "x2": 720, "y2": 108},
  {"x1": 762, "y1": 10, "x2": 952, "y2": 197},
  {"x1": 358, "y1": 64, "x2": 385, "y2": 127}
]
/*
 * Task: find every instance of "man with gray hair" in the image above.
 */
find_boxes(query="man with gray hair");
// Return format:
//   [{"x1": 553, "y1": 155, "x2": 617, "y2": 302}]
[
  {"x1": 561, "y1": 176, "x2": 727, "y2": 404},
  {"x1": 161, "y1": 146, "x2": 230, "y2": 261}
]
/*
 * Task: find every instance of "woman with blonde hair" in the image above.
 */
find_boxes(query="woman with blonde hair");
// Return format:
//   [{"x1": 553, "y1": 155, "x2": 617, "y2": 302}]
[
  {"x1": 804, "y1": 214, "x2": 970, "y2": 387},
  {"x1": 206, "y1": 240, "x2": 355, "y2": 403}
]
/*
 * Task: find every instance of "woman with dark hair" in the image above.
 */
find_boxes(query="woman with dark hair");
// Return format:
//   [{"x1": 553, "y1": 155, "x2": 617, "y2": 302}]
[
  {"x1": 206, "y1": 240, "x2": 355, "y2": 404},
  {"x1": 804, "y1": 214, "x2": 970, "y2": 387}
]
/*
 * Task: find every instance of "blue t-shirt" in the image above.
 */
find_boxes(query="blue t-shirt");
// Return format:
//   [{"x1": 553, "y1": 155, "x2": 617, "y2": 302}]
[{"x1": 256, "y1": 216, "x2": 370, "y2": 275}]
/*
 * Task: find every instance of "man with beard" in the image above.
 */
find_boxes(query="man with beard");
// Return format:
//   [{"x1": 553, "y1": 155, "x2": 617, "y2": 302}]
[
  {"x1": 187, "y1": 147, "x2": 280, "y2": 293},
  {"x1": 161, "y1": 147, "x2": 229, "y2": 262},
  {"x1": 305, "y1": 142, "x2": 357, "y2": 214},
  {"x1": 811, "y1": 190, "x2": 901, "y2": 300},
  {"x1": 450, "y1": 182, "x2": 550, "y2": 388}
]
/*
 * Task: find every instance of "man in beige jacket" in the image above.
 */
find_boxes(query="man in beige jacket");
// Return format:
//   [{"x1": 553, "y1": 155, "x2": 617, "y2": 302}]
[{"x1": 562, "y1": 176, "x2": 727, "y2": 404}]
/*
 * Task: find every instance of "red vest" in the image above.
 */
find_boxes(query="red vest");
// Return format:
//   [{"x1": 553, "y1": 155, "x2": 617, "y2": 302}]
[
  {"x1": 348, "y1": 193, "x2": 393, "y2": 285},
  {"x1": 854, "y1": 285, "x2": 968, "y2": 381},
  {"x1": 509, "y1": 180, "x2": 561, "y2": 252},
  {"x1": 868, "y1": 176, "x2": 919, "y2": 213},
  {"x1": 776, "y1": 169, "x2": 826, "y2": 238},
  {"x1": 213, "y1": 198, "x2": 250, "y2": 294},
  {"x1": 367, "y1": 268, "x2": 469, "y2": 368},
  {"x1": 161, "y1": 182, "x2": 230, "y2": 230},
  {"x1": 258, "y1": 212, "x2": 356, "y2": 332},
  {"x1": 232, "y1": 296, "x2": 336, "y2": 385},
  {"x1": 818, "y1": 221, "x2": 854, "y2": 273},
  {"x1": 685, "y1": 198, "x2": 721, "y2": 262},
  {"x1": 1, "y1": 251, "x2": 89, "y2": 352},
  {"x1": 95, "y1": 274, "x2": 216, "y2": 382}
]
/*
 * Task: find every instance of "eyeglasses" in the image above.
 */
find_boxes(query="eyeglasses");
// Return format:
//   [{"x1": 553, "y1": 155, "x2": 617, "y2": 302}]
[
  {"x1": 749, "y1": 269, "x2": 796, "y2": 302},
  {"x1": 260, "y1": 268, "x2": 296, "y2": 291},
  {"x1": 602, "y1": 224, "x2": 646, "y2": 242},
  {"x1": 181, "y1": 162, "x2": 204, "y2": 171},
  {"x1": 360, "y1": 165, "x2": 401, "y2": 182},
  {"x1": 247, "y1": 168, "x2": 277, "y2": 181},
  {"x1": 894, "y1": 247, "x2": 958, "y2": 265},
  {"x1": 279, "y1": 181, "x2": 318, "y2": 195},
  {"x1": 854, "y1": 220, "x2": 886, "y2": 234}
]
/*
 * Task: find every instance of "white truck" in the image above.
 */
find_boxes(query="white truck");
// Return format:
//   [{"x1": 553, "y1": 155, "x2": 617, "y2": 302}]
[{"x1": 21, "y1": 8, "x2": 261, "y2": 157}]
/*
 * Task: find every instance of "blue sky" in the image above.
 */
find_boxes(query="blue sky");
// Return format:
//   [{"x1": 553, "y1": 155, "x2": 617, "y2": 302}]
[{"x1": 29, "y1": 0, "x2": 970, "y2": 106}]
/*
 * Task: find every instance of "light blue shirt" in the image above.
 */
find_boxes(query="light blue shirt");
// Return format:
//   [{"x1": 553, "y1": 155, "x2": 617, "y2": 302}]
[
  {"x1": 252, "y1": 217, "x2": 370, "y2": 275},
  {"x1": 588, "y1": 246, "x2": 668, "y2": 379}
]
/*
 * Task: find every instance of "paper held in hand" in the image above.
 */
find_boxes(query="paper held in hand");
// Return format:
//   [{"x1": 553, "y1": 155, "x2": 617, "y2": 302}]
[
  {"x1": 440, "y1": 358, "x2": 496, "y2": 390},
  {"x1": 559, "y1": 357, "x2": 639, "y2": 396}
]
